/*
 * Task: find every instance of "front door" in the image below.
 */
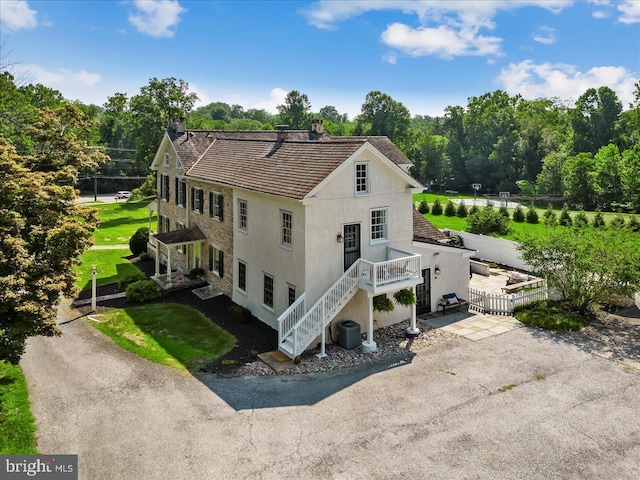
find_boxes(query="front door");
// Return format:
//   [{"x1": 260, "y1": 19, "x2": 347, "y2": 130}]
[
  {"x1": 416, "y1": 268, "x2": 431, "y2": 314},
  {"x1": 343, "y1": 224, "x2": 360, "y2": 271}
]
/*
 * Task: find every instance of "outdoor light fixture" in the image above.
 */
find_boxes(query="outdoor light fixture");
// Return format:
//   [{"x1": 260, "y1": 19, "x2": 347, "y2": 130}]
[
  {"x1": 434, "y1": 266, "x2": 441, "y2": 276},
  {"x1": 337, "y1": 233, "x2": 344, "y2": 243}
]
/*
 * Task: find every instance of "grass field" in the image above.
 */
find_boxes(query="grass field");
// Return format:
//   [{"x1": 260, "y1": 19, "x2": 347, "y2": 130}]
[
  {"x1": 75, "y1": 248, "x2": 142, "y2": 290},
  {"x1": 91, "y1": 199, "x2": 156, "y2": 246},
  {"x1": 0, "y1": 362, "x2": 38, "y2": 454},
  {"x1": 88, "y1": 304, "x2": 237, "y2": 371}
]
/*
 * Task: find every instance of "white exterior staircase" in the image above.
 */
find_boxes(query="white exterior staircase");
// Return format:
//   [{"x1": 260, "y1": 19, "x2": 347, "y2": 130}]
[{"x1": 277, "y1": 248, "x2": 421, "y2": 360}]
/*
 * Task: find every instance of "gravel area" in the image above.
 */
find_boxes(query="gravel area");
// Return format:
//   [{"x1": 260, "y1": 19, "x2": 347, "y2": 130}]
[{"x1": 218, "y1": 320, "x2": 458, "y2": 377}]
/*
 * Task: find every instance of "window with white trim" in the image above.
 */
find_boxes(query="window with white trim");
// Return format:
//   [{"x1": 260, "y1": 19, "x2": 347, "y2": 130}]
[
  {"x1": 191, "y1": 187, "x2": 203, "y2": 214},
  {"x1": 209, "y1": 192, "x2": 223, "y2": 220},
  {"x1": 163, "y1": 152, "x2": 169, "y2": 166},
  {"x1": 176, "y1": 222, "x2": 185, "y2": 253},
  {"x1": 238, "y1": 199, "x2": 248, "y2": 231},
  {"x1": 238, "y1": 260, "x2": 247, "y2": 292},
  {"x1": 355, "y1": 162, "x2": 368, "y2": 195},
  {"x1": 160, "y1": 174, "x2": 170, "y2": 201},
  {"x1": 176, "y1": 156, "x2": 182, "y2": 168},
  {"x1": 159, "y1": 215, "x2": 170, "y2": 233},
  {"x1": 176, "y1": 179, "x2": 186, "y2": 207},
  {"x1": 370, "y1": 208, "x2": 389, "y2": 243},
  {"x1": 281, "y1": 210, "x2": 292, "y2": 247},
  {"x1": 208, "y1": 245, "x2": 223, "y2": 277},
  {"x1": 263, "y1": 273, "x2": 274, "y2": 309}
]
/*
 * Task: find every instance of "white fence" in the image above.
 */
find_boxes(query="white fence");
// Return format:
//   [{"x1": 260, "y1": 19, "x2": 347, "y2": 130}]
[
  {"x1": 468, "y1": 284, "x2": 547, "y2": 316},
  {"x1": 448, "y1": 230, "x2": 530, "y2": 271}
]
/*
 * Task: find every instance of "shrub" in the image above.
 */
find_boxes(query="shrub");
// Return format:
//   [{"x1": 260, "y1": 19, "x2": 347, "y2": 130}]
[
  {"x1": 418, "y1": 200, "x2": 429, "y2": 214},
  {"x1": 129, "y1": 227, "x2": 150, "y2": 256},
  {"x1": 559, "y1": 204, "x2": 573, "y2": 227},
  {"x1": 499, "y1": 205, "x2": 510, "y2": 218},
  {"x1": 628, "y1": 216, "x2": 640, "y2": 232},
  {"x1": 189, "y1": 267, "x2": 206, "y2": 278},
  {"x1": 574, "y1": 210, "x2": 589, "y2": 228},
  {"x1": 456, "y1": 201, "x2": 468, "y2": 218},
  {"x1": 609, "y1": 214, "x2": 626, "y2": 229},
  {"x1": 139, "y1": 252, "x2": 151, "y2": 261},
  {"x1": 526, "y1": 206, "x2": 539, "y2": 224},
  {"x1": 125, "y1": 280, "x2": 161, "y2": 303},
  {"x1": 466, "y1": 205, "x2": 511, "y2": 236},
  {"x1": 592, "y1": 210, "x2": 605, "y2": 228},
  {"x1": 469, "y1": 205, "x2": 479, "y2": 216},
  {"x1": 512, "y1": 205, "x2": 525, "y2": 222},
  {"x1": 431, "y1": 198, "x2": 443, "y2": 215},
  {"x1": 118, "y1": 270, "x2": 146, "y2": 291},
  {"x1": 543, "y1": 204, "x2": 557, "y2": 226},
  {"x1": 444, "y1": 201, "x2": 456, "y2": 217}
]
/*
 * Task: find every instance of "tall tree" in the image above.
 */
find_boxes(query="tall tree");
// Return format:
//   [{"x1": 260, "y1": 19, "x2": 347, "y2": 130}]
[
  {"x1": 570, "y1": 86, "x2": 622, "y2": 155},
  {"x1": 100, "y1": 92, "x2": 134, "y2": 151},
  {"x1": 358, "y1": 91, "x2": 410, "y2": 142},
  {"x1": 129, "y1": 77, "x2": 198, "y2": 165},
  {"x1": 563, "y1": 152, "x2": 596, "y2": 209},
  {"x1": 277, "y1": 90, "x2": 311, "y2": 130}
]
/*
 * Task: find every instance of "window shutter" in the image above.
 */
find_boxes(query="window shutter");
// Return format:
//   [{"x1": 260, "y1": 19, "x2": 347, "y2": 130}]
[
  {"x1": 175, "y1": 178, "x2": 178, "y2": 205},
  {"x1": 209, "y1": 192, "x2": 213, "y2": 217},
  {"x1": 198, "y1": 190, "x2": 203, "y2": 214},
  {"x1": 208, "y1": 245, "x2": 213, "y2": 271},
  {"x1": 219, "y1": 251, "x2": 224, "y2": 278},
  {"x1": 190, "y1": 188, "x2": 194, "y2": 211},
  {"x1": 219, "y1": 195, "x2": 224, "y2": 221}
]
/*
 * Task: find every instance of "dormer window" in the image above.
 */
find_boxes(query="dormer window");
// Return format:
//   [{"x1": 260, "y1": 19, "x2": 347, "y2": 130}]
[
  {"x1": 163, "y1": 152, "x2": 170, "y2": 166},
  {"x1": 176, "y1": 156, "x2": 182, "y2": 168},
  {"x1": 356, "y1": 162, "x2": 368, "y2": 195}
]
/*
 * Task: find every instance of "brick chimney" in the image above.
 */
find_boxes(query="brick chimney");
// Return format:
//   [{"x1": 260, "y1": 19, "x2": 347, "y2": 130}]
[
  {"x1": 172, "y1": 118, "x2": 185, "y2": 135},
  {"x1": 276, "y1": 125, "x2": 289, "y2": 141},
  {"x1": 311, "y1": 119, "x2": 324, "y2": 134}
]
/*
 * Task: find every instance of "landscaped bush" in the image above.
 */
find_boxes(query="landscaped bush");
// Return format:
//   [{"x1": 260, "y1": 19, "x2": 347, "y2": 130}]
[
  {"x1": 628, "y1": 216, "x2": 640, "y2": 232},
  {"x1": 118, "y1": 270, "x2": 146, "y2": 291},
  {"x1": 431, "y1": 198, "x2": 443, "y2": 215},
  {"x1": 592, "y1": 210, "x2": 606, "y2": 228},
  {"x1": 418, "y1": 200, "x2": 429, "y2": 214},
  {"x1": 543, "y1": 204, "x2": 557, "y2": 226},
  {"x1": 574, "y1": 210, "x2": 589, "y2": 228},
  {"x1": 499, "y1": 205, "x2": 510, "y2": 218},
  {"x1": 139, "y1": 252, "x2": 151, "y2": 261},
  {"x1": 189, "y1": 267, "x2": 206, "y2": 278},
  {"x1": 609, "y1": 214, "x2": 626, "y2": 229},
  {"x1": 444, "y1": 201, "x2": 456, "y2": 217},
  {"x1": 512, "y1": 205, "x2": 525, "y2": 222},
  {"x1": 559, "y1": 203, "x2": 573, "y2": 227},
  {"x1": 526, "y1": 206, "x2": 539, "y2": 224},
  {"x1": 129, "y1": 227, "x2": 150, "y2": 256},
  {"x1": 125, "y1": 279, "x2": 161, "y2": 303},
  {"x1": 466, "y1": 205, "x2": 511, "y2": 236},
  {"x1": 456, "y1": 201, "x2": 468, "y2": 218},
  {"x1": 468, "y1": 205, "x2": 479, "y2": 216}
]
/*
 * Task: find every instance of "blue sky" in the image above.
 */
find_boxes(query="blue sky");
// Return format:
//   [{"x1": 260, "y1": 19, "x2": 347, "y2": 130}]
[{"x1": 1, "y1": 0, "x2": 639, "y2": 119}]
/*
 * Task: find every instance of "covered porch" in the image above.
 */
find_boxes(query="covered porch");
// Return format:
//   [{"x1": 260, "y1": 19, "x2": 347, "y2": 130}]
[{"x1": 150, "y1": 226, "x2": 206, "y2": 289}]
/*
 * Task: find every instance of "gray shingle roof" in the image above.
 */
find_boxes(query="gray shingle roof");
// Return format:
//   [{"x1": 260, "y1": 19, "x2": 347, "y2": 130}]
[{"x1": 412, "y1": 209, "x2": 450, "y2": 243}]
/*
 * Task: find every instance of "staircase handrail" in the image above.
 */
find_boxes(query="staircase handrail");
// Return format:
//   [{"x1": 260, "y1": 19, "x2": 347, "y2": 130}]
[{"x1": 277, "y1": 292, "x2": 307, "y2": 344}]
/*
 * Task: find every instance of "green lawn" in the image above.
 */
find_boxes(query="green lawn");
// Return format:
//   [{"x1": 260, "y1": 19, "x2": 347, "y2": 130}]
[
  {"x1": 88, "y1": 304, "x2": 237, "y2": 371},
  {"x1": 92, "y1": 199, "x2": 156, "y2": 246},
  {"x1": 515, "y1": 302, "x2": 590, "y2": 332},
  {"x1": 75, "y1": 248, "x2": 142, "y2": 290},
  {"x1": 0, "y1": 362, "x2": 38, "y2": 454}
]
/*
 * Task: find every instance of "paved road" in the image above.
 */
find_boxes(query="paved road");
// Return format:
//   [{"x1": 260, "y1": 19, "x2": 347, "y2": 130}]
[{"x1": 21, "y1": 300, "x2": 640, "y2": 479}]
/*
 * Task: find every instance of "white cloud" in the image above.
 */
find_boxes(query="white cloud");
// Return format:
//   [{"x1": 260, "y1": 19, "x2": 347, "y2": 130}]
[
  {"x1": 0, "y1": 0, "x2": 38, "y2": 32},
  {"x1": 617, "y1": 0, "x2": 640, "y2": 23},
  {"x1": 300, "y1": 1, "x2": 573, "y2": 59},
  {"x1": 382, "y1": 52, "x2": 397, "y2": 64},
  {"x1": 7, "y1": 64, "x2": 101, "y2": 93},
  {"x1": 531, "y1": 26, "x2": 556, "y2": 45},
  {"x1": 497, "y1": 60, "x2": 638, "y2": 106},
  {"x1": 592, "y1": 10, "x2": 610, "y2": 19},
  {"x1": 128, "y1": 0, "x2": 186, "y2": 38}
]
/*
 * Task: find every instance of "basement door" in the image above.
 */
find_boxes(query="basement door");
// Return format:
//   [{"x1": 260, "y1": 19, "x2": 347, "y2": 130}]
[
  {"x1": 416, "y1": 268, "x2": 431, "y2": 314},
  {"x1": 343, "y1": 224, "x2": 360, "y2": 271}
]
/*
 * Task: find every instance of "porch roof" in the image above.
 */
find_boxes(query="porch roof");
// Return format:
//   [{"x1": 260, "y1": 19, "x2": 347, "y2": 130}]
[{"x1": 153, "y1": 225, "x2": 206, "y2": 246}]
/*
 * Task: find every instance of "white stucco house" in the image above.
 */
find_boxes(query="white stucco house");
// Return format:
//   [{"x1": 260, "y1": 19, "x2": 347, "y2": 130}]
[{"x1": 148, "y1": 120, "x2": 473, "y2": 360}]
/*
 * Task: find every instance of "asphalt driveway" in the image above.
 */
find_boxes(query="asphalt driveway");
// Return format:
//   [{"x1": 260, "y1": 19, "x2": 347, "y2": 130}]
[{"x1": 20, "y1": 300, "x2": 640, "y2": 479}]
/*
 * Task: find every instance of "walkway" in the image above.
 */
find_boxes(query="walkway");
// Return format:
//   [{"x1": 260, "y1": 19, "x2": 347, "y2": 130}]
[{"x1": 420, "y1": 311, "x2": 522, "y2": 341}]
